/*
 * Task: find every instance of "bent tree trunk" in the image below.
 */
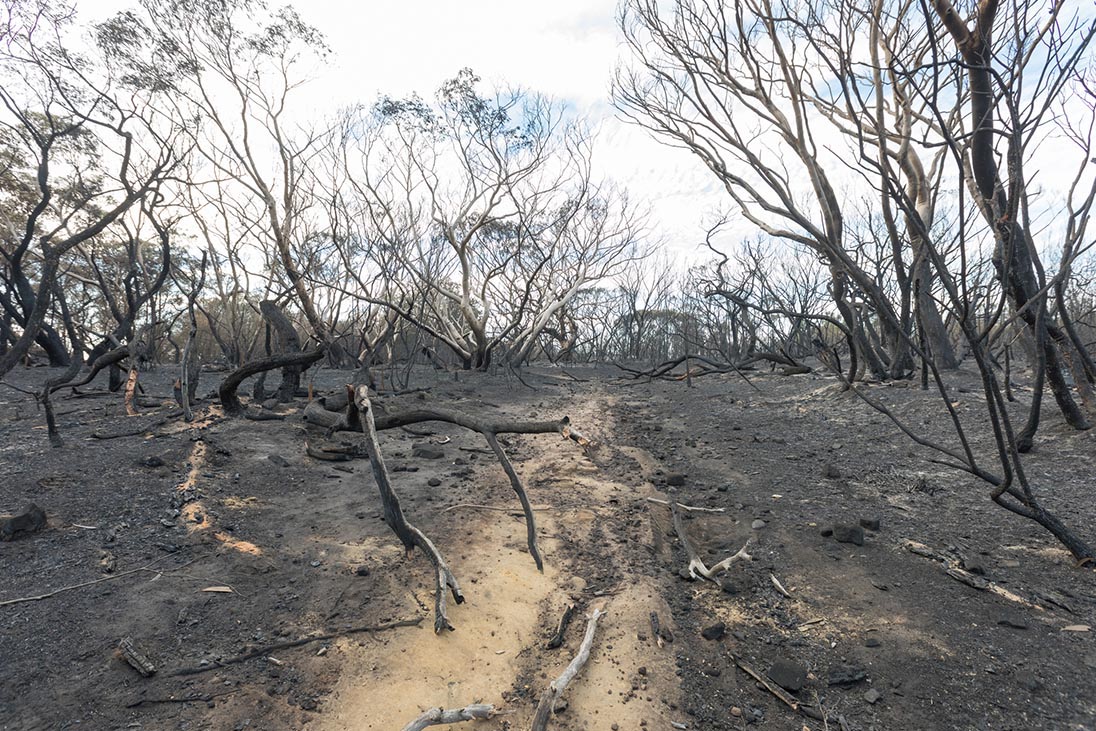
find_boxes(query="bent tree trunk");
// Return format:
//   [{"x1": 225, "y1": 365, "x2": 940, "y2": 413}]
[{"x1": 219, "y1": 348, "x2": 325, "y2": 416}]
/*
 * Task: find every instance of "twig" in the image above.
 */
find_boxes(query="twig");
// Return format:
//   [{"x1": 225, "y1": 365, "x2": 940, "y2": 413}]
[
  {"x1": 531, "y1": 608, "x2": 605, "y2": 731},
  {"x1": 646, "y1": 497, "x2": 725, "y2": 513},
  {"x1": 670, "y1": 502, "x2": 752, "y2": 580},
  {"x1": 441, "y1": 503, "x2": 550, "y2": 514},
  {"x1": 770, "y1": 573, "x2": 792, "y2": 598},
  {"x1": 0, "y1": 554, "x2": 187, "y2": 607},
  {"x1": 731, "y1": 653, "x2": 799, "y2": 711},
  {"x1": 170, "y1": 617, "x2": 423, "y2": 676}
]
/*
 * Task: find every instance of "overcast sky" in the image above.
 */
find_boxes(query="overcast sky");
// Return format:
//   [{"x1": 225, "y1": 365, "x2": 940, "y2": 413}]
[{"x1": 286, "y1": 0, "x2": 726, "y2": 262}]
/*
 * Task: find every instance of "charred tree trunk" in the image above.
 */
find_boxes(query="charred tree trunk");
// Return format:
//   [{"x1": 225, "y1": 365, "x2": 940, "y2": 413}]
[
  {"x1": 218, "y1": 347, "x2": 325, "y2": 416},
  {"x1": 259, "y1": 300, "x2": 304, "y2": 402}
]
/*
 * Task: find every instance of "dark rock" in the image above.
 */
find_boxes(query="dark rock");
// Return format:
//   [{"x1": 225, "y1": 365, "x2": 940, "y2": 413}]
[
  {"x1": 863, "y1": 637, "x2": 881, "y2": 648},
  {"x1": 819, "y1": 527, "x2": 834, "y2": 537},
  {"x1": 412, "y1": 446, "x2": 445, "y2": 460},
  {"x1": 427, "y1": 477, "x2": 442, "y2": 487},
  {"x1": 1, "y1": 503, "x2": 47, "y2": 541},
  {"x1": 767, "y1": 658, "x2": 807, "y2": 692},
  {"x1": 140, "y1": 456, "x2": 165, "y2": 468},
  {"x1": 268, "y1": 454, "x2": 290, "y2": 468},
  {"x1": 354, "y1": 565, "x2": 370, "y2": 577},
  {"x1": 701, "y1": 623, "x2": 726, "y2": 641},
  {"x1": 858, "y1": 517, "x2": 881, "y2": 531},
  {"x1": 828, "y1": 666, "x2": 868, "y2": 686},
  {"x1": 832, "y1": 524, "x2": 864, "y2": 546},
  {"x1": 822, "y1": 463, "x2": 841, "y2": 479},
  {"x1": 720, "y1": 578, "x2": 739, "y2": 595},
  {"x1": 665, "y1": 472, "x2": 686, "y2": 487}
]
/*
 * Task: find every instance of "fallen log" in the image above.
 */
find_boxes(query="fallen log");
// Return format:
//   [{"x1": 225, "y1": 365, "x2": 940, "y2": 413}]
[{"x1": 170, "y1": 617, "x2": 422, "y2": 676}]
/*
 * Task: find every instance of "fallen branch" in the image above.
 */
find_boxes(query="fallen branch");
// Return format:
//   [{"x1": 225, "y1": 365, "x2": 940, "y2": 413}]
[
  {"x1": 125, "y1": 689, "x2": 239, "y2": 709},
  {"x1": 357, "y1": 390, "x2": 464, "y2": 633},
  {"x1": 0, "y1": 555, "x2": 187, "y2": 607},
  {"x1": 531, "y1": 608, "x2": 605, "y2": 731},
  {"x1": 400, "y1": 704, "x2": 496, "y2": 731},
  {"x1": 903, "y1": 540, "x2": 1044, "y2": 610},
  {"x1": 170, "y1": 617, "x2": 423, "y2": 676},
  {"x1": 670, "y1": 502, "x2": 753, "y2": 581}
]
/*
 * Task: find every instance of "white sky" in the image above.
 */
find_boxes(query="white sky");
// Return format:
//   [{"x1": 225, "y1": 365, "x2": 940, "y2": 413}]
[
  {"x1": 295, "y1": 0, "x2": 726, "y2": 263},
  {"x1": 78, "y1": 0, "x2": 726, "y2": 264}
]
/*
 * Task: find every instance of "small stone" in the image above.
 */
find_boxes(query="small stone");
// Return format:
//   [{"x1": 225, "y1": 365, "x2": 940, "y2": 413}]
[
  {"x1": 858, "y1": 517, "x2": 881, "y2": 531},
  {"x1": 828, "y1": 666, "x2": 867, "y2": 686},
  {"x1": 412, "y1": 446, "x2": 444, "y2": 460},
  {"x1": 427, "y1": 477, "x2": 441, "y2": 487},
  {"x1": 767, "y1": 658, "x2": 807, "y2": 692},
  {"x1": 268, "y1": 454, "x2": 290, "y2": 468},
  {"x1": 678, "y1": 567, "x2": 696, "y2": 581},
  {"x1": 822, "y1": 463, "x2": 841, "y2": 479},
  {"x1": 864, "y1": 637, "x2": 881, "y2": 648},
  {"x1": 638, "y1": 666, "x2": 648, "y2": 676},
  {"x1": 310, "y1": 560, "x2": 321, "y2": 567},
  {"x1": 0, "y1": 503, "x2": 47, "y2": 541},
  {"x1": 701, "y1": 623, "x2": 726, "y2": 641},
  {"x1": 354, "y1": 565, "x2": 370, "y2": 577},
  {"x1": 819, "y1": 527, "x2": 834, "y2": 537},
  {"x1": 751, "y1": 519, "x2": 766, "y2": 530},
  {"x1": 140, "y1": 456, "x2": 165, "y2": 468},
  {"x1": 666, "y1": 472, "x2": 686, "y2": 487},
  {"x1": 612, "y1": 725, "x2": 620, "y2": 731},
  {"x1": 730, "y1": 707, "x2": 742, "y2": 717},
  {"x1": 832, "y1": 524, "x2": 864, "y2": 546},
  {"x1": 864, "y1": 688, "x2": 882, "y2": 704},
  {"x1": 720, "y1": 578, "x2": 739, "y2": 596}
]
